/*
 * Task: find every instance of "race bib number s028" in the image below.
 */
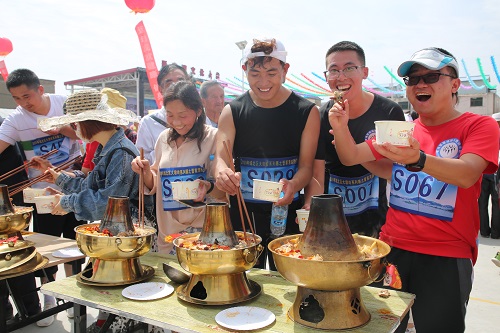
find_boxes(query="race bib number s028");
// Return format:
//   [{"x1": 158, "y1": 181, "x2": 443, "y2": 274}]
[{"x1": 159, "y1": 165, "x2": 206, "y2": 211}]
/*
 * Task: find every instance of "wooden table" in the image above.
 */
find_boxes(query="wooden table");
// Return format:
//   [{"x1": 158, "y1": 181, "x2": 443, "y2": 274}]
[
  {"x1": 0, "y1": 232, "x2": 86, "y2": 332},
  {"x1": 42, "y1": 252, "x2": 415, "y2": 333}
]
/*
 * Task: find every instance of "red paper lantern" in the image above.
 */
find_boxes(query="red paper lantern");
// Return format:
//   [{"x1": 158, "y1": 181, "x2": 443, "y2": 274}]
[
  {"x1": 0, "y1": 37, "x2": 13, "y2": 57},
  {"x1": 125, "y1": 0, "x2": 155, "y2": 14}
]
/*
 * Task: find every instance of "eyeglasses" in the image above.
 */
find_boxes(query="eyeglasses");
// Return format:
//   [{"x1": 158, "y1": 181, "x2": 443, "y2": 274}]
[
  {"x1": 403, "y1": 73, "x2": 457, "y2": 86},
  {"x1": 323, "y1": 66, "x2": 363, "y2": 80}
]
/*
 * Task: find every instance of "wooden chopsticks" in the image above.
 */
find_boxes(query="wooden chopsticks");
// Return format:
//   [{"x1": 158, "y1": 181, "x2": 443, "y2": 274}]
[
  {"x1": 8, "y1": 178, "x2": 32, "y2": 192},
  {"x1": 0, "y1": 149, "x2": 58, "y2": 182},
  {"x1": 222, "y1": 141, "x2": 257, "y2": 244},
  {"x1": 9, "y1": 156, "x2": 82, "y2": 196},
  {"x1": 138, "y1": 148, "x2": 145, "y2": 228}
]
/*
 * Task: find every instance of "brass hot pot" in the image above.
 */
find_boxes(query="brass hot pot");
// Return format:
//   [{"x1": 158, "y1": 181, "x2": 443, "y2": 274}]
[
  {"x1": 172, "y1": 202, "x2": 264, "y2": 305},
  {"x1": 269, "y1": 194, "x2": 391, "y2": 330},
  {"x1": 75, "y1": 222, "x2": 156, "y2": 285}
]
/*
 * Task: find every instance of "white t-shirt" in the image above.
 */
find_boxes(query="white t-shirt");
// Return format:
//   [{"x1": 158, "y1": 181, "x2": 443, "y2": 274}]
[
  {"x1": 136, "y1": 107, "x2": 168, "y2": 164},
  {"x1": 0, "y1": 94, "x2": 81, "y2": 188}
]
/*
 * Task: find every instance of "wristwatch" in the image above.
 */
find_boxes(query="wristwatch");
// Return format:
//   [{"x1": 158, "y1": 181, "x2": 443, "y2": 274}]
[{"x1": 405, "y1": 150, "x2": 426, "y2": 172}]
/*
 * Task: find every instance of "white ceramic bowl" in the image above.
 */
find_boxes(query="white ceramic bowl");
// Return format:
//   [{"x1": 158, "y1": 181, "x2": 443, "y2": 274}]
[
  {"x1": 171, "y1": 181, "x2": 199, "y2": 200},
  {"x1": 374, "y1": 121, "x2": 415, "y2": 147},
  {"x1": 23, "y1": 188, "x2": 47, "y2": 203},
  {"x1": 296, "y1": 209, "x2": 310, "y2": 232},
  {"x1": 33, "y1": 195, "x2": 57, "y2": 214},
  {"x1": 252, "y1": 179, "x2": 283, "y2": 202}
]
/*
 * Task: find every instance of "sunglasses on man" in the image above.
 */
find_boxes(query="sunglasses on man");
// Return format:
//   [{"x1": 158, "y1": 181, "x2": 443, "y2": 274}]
[{"x1": 403, "y1": 73, "x2": 457, "y2": 86}]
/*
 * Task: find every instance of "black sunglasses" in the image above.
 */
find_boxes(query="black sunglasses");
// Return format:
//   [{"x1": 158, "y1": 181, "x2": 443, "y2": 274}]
[{"x1": 403, "y1": 73, "x2": 456, "y2": 86}]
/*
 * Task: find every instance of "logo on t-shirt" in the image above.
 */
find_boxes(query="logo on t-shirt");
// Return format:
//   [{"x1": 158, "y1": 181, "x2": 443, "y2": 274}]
[
  {"x1": 436, "y1": 138, "x2": 461, "y2": 159},
  {"x1": 365, "y1": 129, "x2": 376, "y2": 141}
]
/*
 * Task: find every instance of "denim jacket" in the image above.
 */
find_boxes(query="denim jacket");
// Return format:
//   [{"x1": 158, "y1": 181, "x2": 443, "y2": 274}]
[{"x1": 57, "y1": 128, "x2": 153, "y2": 221}]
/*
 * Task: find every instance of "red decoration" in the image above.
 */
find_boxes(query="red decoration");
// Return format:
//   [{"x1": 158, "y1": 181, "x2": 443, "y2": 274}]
[
  {"x1": 135, "y1": 21, "x2": 162, "y2": 108},
  {"x1": 125, "y1": 0, "x2": 155, "y2": 14},
  {"x1": 191, "y1": 67, "x2": 196, "y2": 76},
  {"x1": 200, "y1": 69, "x2": 205, "y2": 77},
  {"x1": 0, "y1": 37, "x2": 13, "y2": 57},
  {"x1": 216, "y1": 72, "x2": 220, "y2": 80},
  {"x1": 208, "y1": 70, "x2": 213, "y2": 79}
]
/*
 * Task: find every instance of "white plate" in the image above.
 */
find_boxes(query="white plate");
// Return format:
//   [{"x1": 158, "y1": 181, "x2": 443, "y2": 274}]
[
  {"x1": 122, "y1": 282, "x2": 174, "y2": 301},
  {"x1": 215, "y1": 306, "x2": 276, "y2": 331},
  {"x1": 52, "y1": 247, "x2": 84, "y2": 258}
]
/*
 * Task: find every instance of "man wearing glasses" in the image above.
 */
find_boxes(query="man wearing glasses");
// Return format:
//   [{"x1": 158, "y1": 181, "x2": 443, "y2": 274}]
[
  {"x1": 329, "y1": 47, "x2": 499, "y2": 333},
  {"x1": 307, "y1": 41, "x2": 404, "y2": 238}
]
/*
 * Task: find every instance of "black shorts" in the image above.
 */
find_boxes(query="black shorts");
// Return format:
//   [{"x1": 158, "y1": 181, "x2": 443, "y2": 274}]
[{"x1": 371, "y1": 247, "x2": 473, "y2": 333}]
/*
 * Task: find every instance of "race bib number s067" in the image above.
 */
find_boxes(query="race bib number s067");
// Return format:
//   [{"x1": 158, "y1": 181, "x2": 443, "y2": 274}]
[{"x1": 389, "y1": 164, "x2": 457, "y2": 221}]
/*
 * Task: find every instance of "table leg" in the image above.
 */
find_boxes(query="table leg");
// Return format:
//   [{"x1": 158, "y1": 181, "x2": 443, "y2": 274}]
[
  {"x1": 0, "y1": 283, "x2": 6, "y2": 333},
  {"x1": 74, "y1": 303, "x2": 87, "y2": 333},
  {"x1": 99, "y1": 313, "x2": 117, "y2": 333}
]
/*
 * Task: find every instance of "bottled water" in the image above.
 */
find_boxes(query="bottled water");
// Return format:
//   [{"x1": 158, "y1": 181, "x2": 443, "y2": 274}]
[
  {"x1": 270, "y1": 203, "x2": 288, "y2": 237},
  {"x1": 206, "y1": 154, "x2": 215, "y2": 181},
  {"x1": 206, "y1": 154, "x2": 216, "y2": 203}
]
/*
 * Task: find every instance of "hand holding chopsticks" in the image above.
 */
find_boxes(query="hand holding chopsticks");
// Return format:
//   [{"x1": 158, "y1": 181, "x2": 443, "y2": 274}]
[
  {"x1": 9, "y1": 155, "x2": 82, "y2": 196},
  {"x1": 222, "y1": 141, "x2": 257, "y2": 244},
  {"x1": 0, "y1": 149, "x2": 57, "y2": 182}
]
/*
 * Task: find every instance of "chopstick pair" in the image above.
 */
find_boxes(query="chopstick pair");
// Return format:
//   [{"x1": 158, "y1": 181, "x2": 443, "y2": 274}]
[
  {"x1": 138, "y1": 148, "x2": 145, "y2": 229},
  {"x1": 222, "y1": 141, "x2": 257, "y2": 244},
  {"x1": 0, "y1": 149, "x2": 58, "y2": 182},
  {"x1": 9, "y1": 156, "x2": 82, "y2": 196}
]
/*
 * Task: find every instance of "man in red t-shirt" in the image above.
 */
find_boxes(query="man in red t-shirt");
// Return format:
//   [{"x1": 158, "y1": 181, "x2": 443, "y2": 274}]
[{"x1": 329, "y1": 47, "x2": 499, "y2": 333}]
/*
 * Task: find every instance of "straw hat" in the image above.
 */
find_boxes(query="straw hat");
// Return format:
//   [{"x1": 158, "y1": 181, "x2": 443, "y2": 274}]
[{"x1": 38, "y1": 89, "x2": 140, "y2": 131}]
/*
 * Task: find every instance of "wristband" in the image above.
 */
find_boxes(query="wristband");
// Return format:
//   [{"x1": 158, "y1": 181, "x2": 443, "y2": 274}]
[
  {"x1": 207, "y1": 180, "x2": 215, "y2": 194},
  {"x1": 405, "y1": 150, "x2": 426, "y2": 172}
]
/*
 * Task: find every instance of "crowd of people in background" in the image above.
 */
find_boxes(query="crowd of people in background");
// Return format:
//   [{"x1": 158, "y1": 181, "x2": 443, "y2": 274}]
[{"x1": 0, "y1": 38, "x2": 499, "y2": 333}]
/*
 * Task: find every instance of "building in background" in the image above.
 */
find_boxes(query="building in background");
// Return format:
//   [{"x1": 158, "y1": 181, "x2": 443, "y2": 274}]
[{"x1": 371, "y1": 75, "x2": 500, "y2": 117}]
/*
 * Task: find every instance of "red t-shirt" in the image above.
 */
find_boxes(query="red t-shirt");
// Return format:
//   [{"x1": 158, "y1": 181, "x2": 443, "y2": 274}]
[
  {"x1": 367, "y1": 113, "x2": 499, "y2": 264},
  {"x1": 82, "y1": 141, "x2": 100, "y2": 171}
]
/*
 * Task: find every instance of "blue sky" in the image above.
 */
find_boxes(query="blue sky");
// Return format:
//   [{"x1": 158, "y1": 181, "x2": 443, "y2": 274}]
[{"x1": 1, "y1": 0, "x2": 500, "y2": 94}]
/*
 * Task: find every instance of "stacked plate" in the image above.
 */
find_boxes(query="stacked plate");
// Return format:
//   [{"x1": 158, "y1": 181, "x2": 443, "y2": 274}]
[{"x1": 0, "y1": 205, "x2": 49, "y2": 277}]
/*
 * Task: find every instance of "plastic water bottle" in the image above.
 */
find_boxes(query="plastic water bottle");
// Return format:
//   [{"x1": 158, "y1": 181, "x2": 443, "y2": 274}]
[
  {"x1": 206, "y1": 154, "x2": 216, "y2": 203},
  {"x1": 270, "y1": 203, "x2": 288, "y2": 237},
  {"x1": 206, "y1": 154, "x2": 215, "y2": 181}
]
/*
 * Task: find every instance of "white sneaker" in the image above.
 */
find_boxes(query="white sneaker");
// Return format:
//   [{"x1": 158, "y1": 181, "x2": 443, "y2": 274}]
[
  {"x1": 36, "y1": 302, "x2": 55, "y2": 327},
  {"x1": 67, "y1": 307, "x2": 74, "y2": 318}
]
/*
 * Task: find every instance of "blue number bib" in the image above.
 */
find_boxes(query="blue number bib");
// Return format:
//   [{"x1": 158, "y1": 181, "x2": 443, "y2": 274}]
[
  {"x1": 159, "y1": 165, "x2": 206, "y2": 211},
  {"x1": 328, "y1": 173, "x2": 379, "y2": 216},
  {"x1": 240, "y1": 156, "x2": 298, "y2": 203},
  {"x1": 389, "y1": 164, "x2": 457, "y2": 221},
  {"x1": 32, "y1": 135, "x2": 70, "y2": 165}
]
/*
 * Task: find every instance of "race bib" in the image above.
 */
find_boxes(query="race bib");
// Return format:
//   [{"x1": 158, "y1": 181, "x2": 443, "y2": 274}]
[
  {"x1": 389, "y1": 164, "x2": 457, "y2": 221},
  {"x1": 159, "y1": 165, "x2": 206, "y2": 211},
  {"x1": 328, "y1": 173, "x2": 379, "y2": 216},
  {"x1": 240, "y1": 156, "x2": 298, "y2": 203},
  {"x1": 32, "y1": 134, "x2": 70, "y2": 165}
]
